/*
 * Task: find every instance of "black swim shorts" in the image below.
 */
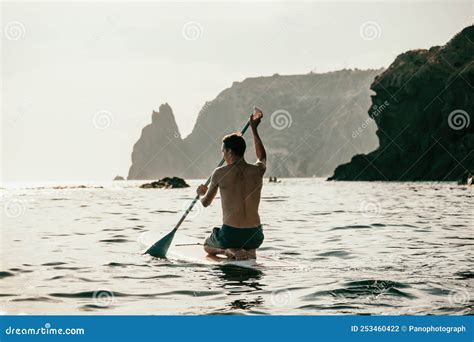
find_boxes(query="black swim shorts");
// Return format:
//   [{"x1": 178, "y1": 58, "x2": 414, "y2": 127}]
[{"x1": 204, "y1": 224, "x2": 264, "y2": 249}]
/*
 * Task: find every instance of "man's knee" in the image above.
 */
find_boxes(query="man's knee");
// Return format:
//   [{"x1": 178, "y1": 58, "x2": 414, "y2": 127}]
[
  {"x1": 203, "y1": 244, "x2": 213, "y2": 254},
  {"x1": 204, "y1": 244, "x2": 223, "y2": 255}
]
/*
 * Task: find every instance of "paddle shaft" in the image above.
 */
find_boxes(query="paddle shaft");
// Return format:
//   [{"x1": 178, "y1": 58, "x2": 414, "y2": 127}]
[{"x1": 172, "y1": 120, "x2": 252, "y2": 232}]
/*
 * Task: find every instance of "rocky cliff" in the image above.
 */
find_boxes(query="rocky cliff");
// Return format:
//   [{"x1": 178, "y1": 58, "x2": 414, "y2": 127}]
[
  {"x1": 128, "y1": 103, "x2": 187, "y2": 180},
  {"x1": 329, "y1": 26, "x2": 474, "y2": 181},
  {"x1": 128, "y1": 69, "x2": 383, "y2": 180}
]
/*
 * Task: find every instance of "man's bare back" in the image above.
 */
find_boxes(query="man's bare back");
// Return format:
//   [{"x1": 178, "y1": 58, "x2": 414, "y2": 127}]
[{"x1": 212, "y1": 159, "x2": 265, "y2": 228}]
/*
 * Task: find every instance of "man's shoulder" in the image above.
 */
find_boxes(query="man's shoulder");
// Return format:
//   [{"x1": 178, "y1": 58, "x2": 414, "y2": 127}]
[
  {"x1": 214, "y1": 165, "x2": 228, "y2": 174},
  {"x1": 212, "y1": 165, "x2": 228, "y2": 180},
  {"x1": 253, "y1": 159, "x2": 266, "y2": 170}
]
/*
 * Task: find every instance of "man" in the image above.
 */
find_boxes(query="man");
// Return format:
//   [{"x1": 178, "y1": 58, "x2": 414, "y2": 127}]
[{"x1": 196, "y1": 110, "x2": 266, "y2": 260}]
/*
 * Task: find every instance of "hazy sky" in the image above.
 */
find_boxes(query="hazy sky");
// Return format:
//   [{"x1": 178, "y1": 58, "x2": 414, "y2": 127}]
[{"x1": 1, "y1": 1, "x2": 472, "y2": 181}]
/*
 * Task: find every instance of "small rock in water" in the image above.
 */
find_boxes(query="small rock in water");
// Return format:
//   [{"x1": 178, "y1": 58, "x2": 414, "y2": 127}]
[
  {"x1": 114, "y1": 175, "x2": 125, "y2": 181},
  {"x1": 140, "y1": 177, "x2": 189, "y2": 189},
  {"x1": 53, "y1": 185, "x2": 104, "y2": 189}
]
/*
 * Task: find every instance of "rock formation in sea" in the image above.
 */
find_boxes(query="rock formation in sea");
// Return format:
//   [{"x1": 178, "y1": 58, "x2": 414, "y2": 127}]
[
  {"x1": 128, "y1": 69, "x2": 384, "y2": 180},
  {"x1": 329, "y1": 26, "x2": 474, "y2": 181},
  {"x1": 140, "y1": 177, "x2": 190, "y2": 189},
  {"x1": 128, "y1": 103, "x2": 187, "y2": 180}
]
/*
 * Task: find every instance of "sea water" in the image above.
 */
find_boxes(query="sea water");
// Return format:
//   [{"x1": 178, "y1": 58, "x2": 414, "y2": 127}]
[{"x1": 0, "y1": 179, "x2": 472, "y2": 315}]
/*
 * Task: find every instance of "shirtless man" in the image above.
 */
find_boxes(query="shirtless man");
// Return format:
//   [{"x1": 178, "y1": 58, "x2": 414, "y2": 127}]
[{"x1": 196, "y1": 110, "x2": 266, "y2": 260}]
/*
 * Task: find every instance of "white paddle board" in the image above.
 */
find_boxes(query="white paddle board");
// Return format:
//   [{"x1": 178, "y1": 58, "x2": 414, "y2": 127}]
[
  {"x1": 167, "y1": 242, "x2": 300, "y2": 271},
  {"x1": 168, "y1": 243, "x2": 260, "y2": 270}
]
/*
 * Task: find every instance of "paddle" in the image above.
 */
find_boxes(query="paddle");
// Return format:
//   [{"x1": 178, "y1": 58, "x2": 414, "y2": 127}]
[{"x1": 145, "y1": 106, "x2": 263, "y2": 258}]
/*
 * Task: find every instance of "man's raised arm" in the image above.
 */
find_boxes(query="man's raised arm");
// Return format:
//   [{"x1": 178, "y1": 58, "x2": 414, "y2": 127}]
[{"x1": 250, "y1": 110, "x2": 266, "y2": 164}]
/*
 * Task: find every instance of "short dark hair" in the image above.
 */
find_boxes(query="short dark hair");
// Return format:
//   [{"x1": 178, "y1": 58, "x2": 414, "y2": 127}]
[{"x1": 222, "y1": 133, "x2": 246, "y2": 157}]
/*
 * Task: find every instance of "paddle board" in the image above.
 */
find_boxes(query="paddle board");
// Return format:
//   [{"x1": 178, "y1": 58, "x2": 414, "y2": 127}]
[
  {"x1": 168, "y1": 243, "x2": 261, "y2": 270},
  {"x1": 167, "y1": 242, "x2": 301, "y2": 271}
]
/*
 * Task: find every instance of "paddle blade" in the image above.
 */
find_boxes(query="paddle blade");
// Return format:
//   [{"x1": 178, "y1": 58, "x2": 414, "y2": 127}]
[{"x1": 145, "y1": 228, "x2": 177, "y2": 258}]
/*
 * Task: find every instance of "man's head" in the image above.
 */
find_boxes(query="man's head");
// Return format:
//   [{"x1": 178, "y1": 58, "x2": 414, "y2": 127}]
[{"x1": 222, "y1": 133, "x2": 246, "y2": 164}]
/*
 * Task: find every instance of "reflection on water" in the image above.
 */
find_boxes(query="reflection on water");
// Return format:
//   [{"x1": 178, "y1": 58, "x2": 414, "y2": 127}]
[
  {"x1": 216, "y1": 264, "x2": 263, "y2": 286},
  {"x1": 0, "y1": 179, "x2": 472, "y2": 315},
  {"x1": 215, "y1": 265, "x2": 264, "y2": 312}
]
